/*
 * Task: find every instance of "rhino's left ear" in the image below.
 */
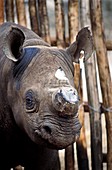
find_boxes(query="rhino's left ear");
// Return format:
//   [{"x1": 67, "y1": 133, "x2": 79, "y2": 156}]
[
  {"x1": 66, "y1": 27, "x2": 94, "y2": 63},
  {"x1": 3, "y1": 26, "x2": 25, "y2": 62}
]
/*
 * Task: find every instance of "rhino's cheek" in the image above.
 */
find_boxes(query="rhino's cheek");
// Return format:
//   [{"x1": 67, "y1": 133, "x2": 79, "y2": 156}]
[{"x1": 32, "y1": 116, "x2": 81, "y2": 149}]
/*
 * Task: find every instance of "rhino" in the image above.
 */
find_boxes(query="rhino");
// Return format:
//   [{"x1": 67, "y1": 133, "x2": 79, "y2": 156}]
[{"x1": 0, "y1": 22, "x2": 93, "y2": 169}]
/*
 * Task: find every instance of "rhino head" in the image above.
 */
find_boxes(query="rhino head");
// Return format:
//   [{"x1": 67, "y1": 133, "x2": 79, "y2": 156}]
[{"x1": 3, "y1": 24, "x2": 93, "y2": 149}]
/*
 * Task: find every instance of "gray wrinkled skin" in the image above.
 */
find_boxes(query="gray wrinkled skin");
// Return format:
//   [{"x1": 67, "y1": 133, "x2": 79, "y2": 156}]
[{"x1": 0, "y1": 22, "x2": 93, "y2": 169}]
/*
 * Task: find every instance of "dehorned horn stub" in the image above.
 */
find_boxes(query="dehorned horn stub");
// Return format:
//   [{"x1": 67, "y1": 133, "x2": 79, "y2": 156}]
[{"x1": 52, "y1": 87, "x2": 79, "y2": 116}]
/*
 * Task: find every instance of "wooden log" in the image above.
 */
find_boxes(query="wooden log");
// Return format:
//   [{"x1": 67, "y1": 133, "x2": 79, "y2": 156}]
[
  {"x1": 68, "y1": 0, "x2": 79, "y2": 43},
  {"x1": 65, "y1": 1, "x2": 80, "y2": 169},
  {"x1": 106, "y1": 40, "x2": 112, "y2": 51},
  {"x1": 85, "y1": 56, "x2": 102, "y2": 170},
  {"x1": 38, "y1": 0, "x2": 51, "y2": 44},
  {"x1": 76, "y1": 104, "x2": 89, "y2": 170},
  {"x1": 68, "y1": 1, "x2": 89, "y2": 169},
  {"x1": 65, "y1": 145, "x2": 75, "y2": 170},
  {"x1": 5, "y1": 0, "x2": 14, "y2": 22},
  {"x1": 74, "y1": 63, "x2": 89, "y2": 170},
  {"x1": 54, "y1": 0, "x2": 65, "y2": 47},
  {"x1": 15, "y1": 0, "x2": 27, "y2": 27},
  {"x1": 65, "y1": 1, "x2": 79, "y2": 169},
  {"x1": 0, "y1": 0, "x2": 4, "y2": 24},
  {"x1": 80, "y1": 0, "x2": 102, "y2": 169},
  {"x1": 89, "y1": 0, "x2": 112, "y2": 169},
  {"x1": 42, "y1": 0, "x2": 51, "y2": 44},
  {"x1": 66, "y1": 1, "x2": 89, "y2": 170},
  {"x1": 65, "y1": 64, "x2": 80, "y2": 170},
  {"x1": 38, "y1": 0, "x2": 44, "y2": 37},
  {"x1": 28, "y1": 0, "x2": 39, "y2": 34}
]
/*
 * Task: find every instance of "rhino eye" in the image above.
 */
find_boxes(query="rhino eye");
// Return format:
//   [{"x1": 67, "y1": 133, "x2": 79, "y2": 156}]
[{"x1": 25, "y1": 90, "x2": 39, "y2": 113}]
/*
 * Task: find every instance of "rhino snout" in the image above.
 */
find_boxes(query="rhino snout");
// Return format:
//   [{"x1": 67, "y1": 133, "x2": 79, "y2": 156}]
[
  {"x1": 52, "y1": 87, "x2": 79, "y2": 116},
  {"x1": 35, "y1": 119, "x2": 81, "y2": 149}
]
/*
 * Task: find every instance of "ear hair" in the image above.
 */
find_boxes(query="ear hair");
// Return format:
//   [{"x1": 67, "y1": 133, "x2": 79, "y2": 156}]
[{"x1": 3, "y1": 26, "x2": 25, "y2": 62}]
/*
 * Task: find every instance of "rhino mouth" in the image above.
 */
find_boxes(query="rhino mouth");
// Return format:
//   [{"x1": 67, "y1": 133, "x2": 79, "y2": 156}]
[{"x1": 34, "y1": 116, "x2": 81, "y2": 149}]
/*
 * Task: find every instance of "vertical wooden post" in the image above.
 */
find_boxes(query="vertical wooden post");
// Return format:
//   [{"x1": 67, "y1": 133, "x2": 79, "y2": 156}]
[
  {"x1": 74, "y1": 64, "x2": 89, "y2": 170},
  {"x1": 85, "y1": 56, "x2": 103, "y2": 170},
  {"x1": 76, "y1": 102, "x2": 89, "y2": 170},
  {"x1": 65, "y1": 145, "x2": 74, "y2": 170},
  {"x1": 80, "y1": 0, "x2": 103, "y2": 169},
  {"x1": 28, "y1": 0, "x2": 39, "y2": 34},
  {"x1": 81, "y1": 23, "x2": 102, "y2": 170},
  {"x1": 0, "y1": 0, "x2": 4, "y2": 24},
  {"x1": 89, "y1": 0, "x2": 112, "y2": 169},
  {"x1": 68, "y1": 0, "x2": 79, "y2": 43},
  {"x1": 38, "y1": 0, "x2": 51, "y2": 44},
  {"x1": 54, "y1": 0, "x2": 65, "y2": 47},
  {"x1": 15, "y1": 0, "x2": 27, "y2": 27},
  {"x1": 42, "y1": 0, "x2": 51, "y2": 44},
  {"x1": 38, "y1": 0, "x2": 44, "y2": 37},
  {"x1": 66, "y1": 1, "x2": 89, "y2": 170},
  {"x1": 65, "y1": 1, "x2": 79, "y2": 169},
  {"x1": 5, "y1": 0, "x2": 14, "y2": 22}
]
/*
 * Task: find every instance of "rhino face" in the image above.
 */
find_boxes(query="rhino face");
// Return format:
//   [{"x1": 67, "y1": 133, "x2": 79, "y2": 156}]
[
  {"x1": 10, "y1": 48, "x2": 81, "y2": 149},
  {"x1": 4, "y1": 24, "x2": 93, "y2": 149}
]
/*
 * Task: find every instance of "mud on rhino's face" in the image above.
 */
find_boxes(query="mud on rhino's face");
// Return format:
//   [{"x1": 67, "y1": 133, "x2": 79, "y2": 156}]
[{"x1": 11, "y1": 48, "x2": 81, "y2": 149}]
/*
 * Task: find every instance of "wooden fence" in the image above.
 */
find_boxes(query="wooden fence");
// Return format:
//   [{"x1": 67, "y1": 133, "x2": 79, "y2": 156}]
[{"x1": 0, "y1": 0, "x2": 112, "y2": 170}]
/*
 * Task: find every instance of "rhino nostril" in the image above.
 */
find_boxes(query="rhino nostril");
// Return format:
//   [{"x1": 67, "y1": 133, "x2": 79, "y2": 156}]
[{"x1": 43, "y1": 125, "x2": 52, "y2": 135}]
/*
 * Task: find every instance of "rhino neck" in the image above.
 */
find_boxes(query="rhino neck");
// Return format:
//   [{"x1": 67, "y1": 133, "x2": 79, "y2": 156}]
[{"x1": 0, "y1": 94, "x2": 18, "y2": 137}]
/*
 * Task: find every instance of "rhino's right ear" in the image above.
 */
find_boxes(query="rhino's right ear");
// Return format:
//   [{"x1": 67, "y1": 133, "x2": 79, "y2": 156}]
[
  {"x1": 66, "y1": 27, "x2": 94, "y2": 63},
  {"x1": 3, "y1": 26, "x2": 25, "y2": 62}
]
